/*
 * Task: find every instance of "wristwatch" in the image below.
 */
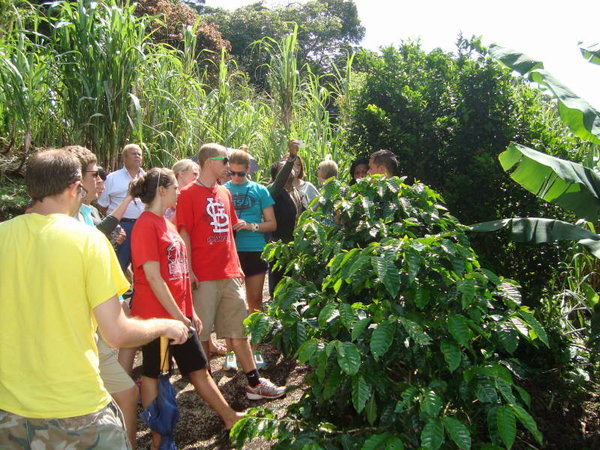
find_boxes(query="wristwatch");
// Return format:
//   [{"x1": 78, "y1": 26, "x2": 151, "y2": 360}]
[{"x1": 251, "y1": 223, "x2": 260, "y2": 232}]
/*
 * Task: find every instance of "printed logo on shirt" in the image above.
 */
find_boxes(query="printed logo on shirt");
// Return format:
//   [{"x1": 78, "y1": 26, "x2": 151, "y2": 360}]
[
  {"x1": 206, "y1": 197, "x2": 229, "y2": 234},
  {"x1": 232, "y1": 188, "x2": 255, "y2": 212},
  {"x1": 166, "y1": 232, "x2": 188, "y2": 281}
]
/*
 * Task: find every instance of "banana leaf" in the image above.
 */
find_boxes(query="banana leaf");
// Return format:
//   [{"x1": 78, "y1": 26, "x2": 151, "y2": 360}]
[
  {"x1": 499, "y1": 143, "x2": 600, "y2": 221},
  {"x1": 579, "y1": 42, "x2": 600, "y2": 66},
  {"x1": 490, "y1": 44, "x2": 600, "y2": 145},
  {"x1": 470, "y1": 217, "x2": 600, "y2": 259}
]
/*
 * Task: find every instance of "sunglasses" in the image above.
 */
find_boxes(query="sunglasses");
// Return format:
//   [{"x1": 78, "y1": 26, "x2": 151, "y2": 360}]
[
  {"x1": 85, "y1": 170, "x2": 101, "y2": 178},
  {"x1": 228, "y1": 170, "x2": 247, "y2": 177},
  {"x1": 210, "y1": 156, "x2": 229, "y2": 164}
]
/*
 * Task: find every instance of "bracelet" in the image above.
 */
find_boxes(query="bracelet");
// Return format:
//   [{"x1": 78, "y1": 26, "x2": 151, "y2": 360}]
[{"x1": 251, "y1": 223, "x2": 260, "y2": 232}]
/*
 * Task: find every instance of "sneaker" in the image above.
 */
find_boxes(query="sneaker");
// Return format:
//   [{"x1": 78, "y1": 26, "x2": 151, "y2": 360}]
[
  {"x1": 253, "y1": 350, "x2": 266, "y2": 369},
  {"x1": 223, "y1": 351, "x2": 238, "y2": 371},
  {"x1": 246, "y1": 378, "x2": 286, "y2": 400}
]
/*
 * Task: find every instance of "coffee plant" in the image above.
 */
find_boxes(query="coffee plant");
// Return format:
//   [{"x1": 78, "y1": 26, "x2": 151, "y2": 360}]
[{"x1": 233, "y1": 177, "x2": 547, "y2": 449}]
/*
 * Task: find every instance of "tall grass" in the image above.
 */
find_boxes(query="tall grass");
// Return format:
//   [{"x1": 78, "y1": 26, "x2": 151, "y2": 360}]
[{"x1": 0, "y1": 1, "x2": 354, "y2": 183}]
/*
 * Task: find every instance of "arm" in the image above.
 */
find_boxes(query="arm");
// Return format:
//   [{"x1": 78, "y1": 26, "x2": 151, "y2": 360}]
[
  {"x1": 142, "y1": 261, "x2": 191, "y2": 326},
  {"x1": 108, "y1": 195, "x2": 134, "y2": 221},
  {"x1": 95, "y1": 215, "x2": 120, "y2": 236},
  {"x1": 94, "y1": 296, "x2": 189, "y2": 348},
  {"x1": 179, "y1": 227, "x2": 198, "y2": 286},
  {"x1": 233, "y1": 205, "x2": 276, "y2": 233},
  {"x1": 268, "y1": 156, "x2": 295, "y2": 199}
]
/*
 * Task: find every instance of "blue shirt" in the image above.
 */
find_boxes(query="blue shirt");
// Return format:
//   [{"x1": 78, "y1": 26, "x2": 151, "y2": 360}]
[{"x1": 225, "y1": 180, "x2": 275, "y2": 252}]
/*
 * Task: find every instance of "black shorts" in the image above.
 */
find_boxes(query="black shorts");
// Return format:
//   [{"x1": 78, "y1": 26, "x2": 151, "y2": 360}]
[
  {"x1": 142, "y1": 327, "x2": 207, "y2": 378},
  {"x1": 238, "y1": 251, "x2": 268, "y2": 277}
]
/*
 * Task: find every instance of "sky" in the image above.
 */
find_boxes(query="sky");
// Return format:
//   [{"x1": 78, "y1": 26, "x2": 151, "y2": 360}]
[{"x1": 205, "y1": 0, "x2": 600, "y2": 109}]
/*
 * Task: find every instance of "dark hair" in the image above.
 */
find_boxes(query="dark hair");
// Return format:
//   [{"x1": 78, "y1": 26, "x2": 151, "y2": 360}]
[
  {"x1": 128, "y1": 168, "x2": 176, "y2": 204},
  {"x1": 283, "y1": 152, "x2": 305, "y2": 179},
  {"x1": 370, "y1": 149, "x2": 398, "y2": 176},
  {"x1": 98, "y1": 167, "x2": 107, "y2": 181},
  {"x1": 349, "y1": 156, "x2": 369, "y2": 185},
  {"x1": 26, "y1": 149, "x2": 81, "y2": 202}
]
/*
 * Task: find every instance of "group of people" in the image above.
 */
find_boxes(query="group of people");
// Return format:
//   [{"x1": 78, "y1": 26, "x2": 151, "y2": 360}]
[{"x1": 0, "y1": 140, "x2": 399, "y2": 449}]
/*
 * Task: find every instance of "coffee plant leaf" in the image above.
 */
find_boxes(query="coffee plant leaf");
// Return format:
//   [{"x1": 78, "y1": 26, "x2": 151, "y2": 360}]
[
  {"x1": 297, "y1": 339, "x2": 319, "y2": 364},
  {"x1": 420, "y1": 389, "x2": 443, "y2": 418},
  {"x1": 442, "y1": 416, "x2": 472, "y2": 450},
  {"x1": 497, "y1": 405, "x2": 516, "y2": 449},
  {"x1": 518, "y1": 309, "x2": 549, "y2": 347},
  {"x1": 351, "y1": 317, "x2": 372, "y2": 341},
  {"x1": 318, "y1": 303, "x2": 339, "y2": 328},
  {"x1": 440, "y1": 339, "x2": 461, "y2": 372},
  {"x1": 497, "y1": 324, "x2": 519, "y2": 354},
  {"x1": 365, "y1": 394, "x2": 378, "y2": 425},
  {"x1": 361, "y1": 432, "x2": 404, "y2": 450},
  {"x1": 339, "y1": 302, "x2": 356, "y2": 329},
  {"x1": 352, "y1": 375, "x2": 371, "y2": 413},
  {"x1": 421, "y1": 418, "x2": 444, "y2": 450},
  {"x1": 448, "y1": 315, "x2": 473, "y2": 347},
  {"x1": 336, "y1": 341, "x2": 361, "y2": 375},
  {"x1": 511, "y1": 403, "x2": 543, "y2": 444},
  {"x1": 371, "y1": 254, "x2": 401, "y2": 298},
  {"x1": 370, "y1": 319, "x2": 395, "y2": 361}
]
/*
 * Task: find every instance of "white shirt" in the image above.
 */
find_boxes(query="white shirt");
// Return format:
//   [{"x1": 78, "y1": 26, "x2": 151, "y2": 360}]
[{"x1": 97, "y1": 167, "x2": 145, "y2": 219}]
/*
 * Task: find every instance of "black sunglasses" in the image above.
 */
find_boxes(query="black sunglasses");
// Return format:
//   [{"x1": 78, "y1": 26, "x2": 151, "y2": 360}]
[
  {"x1": 228, "y1": 170, "x2": 247, "y2": 177},
  {"x1": 85, "y1": 170, "x2": 101, "y2": 178}
]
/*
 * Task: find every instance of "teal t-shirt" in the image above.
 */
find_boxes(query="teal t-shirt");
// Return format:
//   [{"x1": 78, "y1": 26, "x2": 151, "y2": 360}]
[{"x1": 225, "y1": 180, "x2": 275, "y2": 252}]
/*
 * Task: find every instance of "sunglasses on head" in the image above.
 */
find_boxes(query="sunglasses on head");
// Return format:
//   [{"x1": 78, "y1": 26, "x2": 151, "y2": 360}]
[
  {"x1": 228, "y1": 170, "x2": 247, "y2": 177},
  {"x1": 210, "y1": 156, "x2": 229, "y2": 164}
]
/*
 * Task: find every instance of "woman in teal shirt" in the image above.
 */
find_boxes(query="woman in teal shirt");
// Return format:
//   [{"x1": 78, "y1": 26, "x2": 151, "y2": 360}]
[{"x1": 225, "y1": 150, "x2": 277, "y2": 366}]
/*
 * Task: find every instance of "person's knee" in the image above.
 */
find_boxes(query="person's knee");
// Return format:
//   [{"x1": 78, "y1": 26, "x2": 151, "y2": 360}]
[{"x1": 112, "y1": 385, "x2": 138, "y2": 408}]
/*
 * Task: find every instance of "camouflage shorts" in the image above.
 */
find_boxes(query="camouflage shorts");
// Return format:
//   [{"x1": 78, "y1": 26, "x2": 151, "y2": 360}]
[{"x1": 0, "y1": 401, "x2": 131, "y2": 449}]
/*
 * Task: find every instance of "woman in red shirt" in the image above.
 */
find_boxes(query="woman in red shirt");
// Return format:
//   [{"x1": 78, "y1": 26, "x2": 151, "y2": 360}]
[{"x1": 130, "y1": 168, "x2": 243, "y2": 447}]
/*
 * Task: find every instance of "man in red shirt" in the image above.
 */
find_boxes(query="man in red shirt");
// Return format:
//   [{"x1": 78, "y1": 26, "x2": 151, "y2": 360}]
[{"x1": 177, "y1": 143, "x2": 285, "y2": 400}]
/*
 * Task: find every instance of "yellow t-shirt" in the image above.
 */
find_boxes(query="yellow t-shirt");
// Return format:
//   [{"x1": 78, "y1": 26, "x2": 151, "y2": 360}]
[{"x1": 0, "y1": 213, "x2": 129, "y2": 418}]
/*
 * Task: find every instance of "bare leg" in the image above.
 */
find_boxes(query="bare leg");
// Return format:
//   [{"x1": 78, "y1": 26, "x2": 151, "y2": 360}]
[
  {"x1": 245, "y1": 272, "x2": 266, "y2": 313},
  {"x1": 140, "y1": 376, "x2": 161, "y2": 450},
  {"x1": 188, "y1": 369, "x2": 244, "y2": 429},
  {"x1": 228, "y1": 337, "x2": 257, "y2": 373},
  {"x1": 111, "y1": 385, "x2": 139, "y2": 449}
]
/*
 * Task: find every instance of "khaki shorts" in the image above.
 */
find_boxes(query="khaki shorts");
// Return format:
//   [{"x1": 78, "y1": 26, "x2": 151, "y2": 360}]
[
  {"x1": 193, "y1": 278, "x2": 248, "y2": 340},
  {"x1": 97, "y1": 334, "x2": 135, "y2": 394},
  {"x1": 0, "y1": 401, "x2": 131, "y2": 449}
]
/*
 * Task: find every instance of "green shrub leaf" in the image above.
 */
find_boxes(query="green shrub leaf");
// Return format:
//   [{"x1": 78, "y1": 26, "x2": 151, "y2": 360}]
[
  {"x1": 352, "y1": 375, "x2": 371, "y2": 413},
  {"x1": 511, "y1": 403, "x2": 543, "y2": 444},
  {"x1": 297, "y1": 339, "x2": 318, "y2": 364},
  {"x1": 336, "y1": 341, "x2": 361, "y2": 375},
  {"x1": 440, "y1": 339, "x2": 461, "y2": 372},
  {"x1": 339, "y1": 302, "x2": 356, "y2": 329},
  {"x1": 370, "y1": 320, "x2": 395, "y2": 361},
  {"x1": 421, "y1": 418, "x2": 444, "y2": 450},
  {"x1": 371, "y1": 254, "x2": 400, "y2": 298},
  {"x1": 421, "y1": 390, "x2": 443, "y2": 418},
  {"x1": 519, "y1": 309, "x2": 549, "y2": 347},
  {"x1": 497, "y1": 405, "x2": 516, "y2": 449},
  {"x1": 448, "y1": 315, "x2": 472, "y2": 346},
  {"x1": 352, "y1": 317, "x2": 372, "y2": 341},
  {"x1": 442, "y1": 416, "x2": 471, "y2": 450}
]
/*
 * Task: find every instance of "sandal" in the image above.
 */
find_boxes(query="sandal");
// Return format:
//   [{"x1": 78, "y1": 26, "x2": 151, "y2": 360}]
[{"x1": 210, "y1": 343, "x2": 227, "y2": 357}]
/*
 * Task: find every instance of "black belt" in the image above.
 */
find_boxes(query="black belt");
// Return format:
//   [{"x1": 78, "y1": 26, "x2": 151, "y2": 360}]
[{"x1": 120, "y1": 218, "x2": 136, "y2": 223}]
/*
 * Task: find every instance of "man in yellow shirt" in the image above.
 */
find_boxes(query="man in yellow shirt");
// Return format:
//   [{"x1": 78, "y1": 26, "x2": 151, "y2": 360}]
[{"x1": 0, "y1": 149, "x2": 189, "y2": 448}]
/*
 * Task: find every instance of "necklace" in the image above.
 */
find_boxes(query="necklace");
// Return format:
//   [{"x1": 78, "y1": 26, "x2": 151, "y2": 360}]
[{"x1": 196, "y1": 179, "x2": 215, "y2": 189}]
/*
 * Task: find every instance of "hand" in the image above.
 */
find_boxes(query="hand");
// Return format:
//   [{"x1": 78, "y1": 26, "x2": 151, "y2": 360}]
[
  {"x1": 162, "y1": 319, "x2": 189, "y2": 345},
  {"x1": 288, "y1": 139, "x2": 299, "y2": 156},
  {"x1": 233, "y1": 220, "x2": 248, "y2": 231},
  {"x1": 179, "y1": 316, "x2": 192, "y2": 328},
  {"x1": 114, "y1": 229, "x2": 126, "y2": 245},
  {"x1": 190, "y1": 269, "x2": 198, "y2": 290},
  {"x1": 192, "y1": 312, "x2": 203, "y2": 335}
]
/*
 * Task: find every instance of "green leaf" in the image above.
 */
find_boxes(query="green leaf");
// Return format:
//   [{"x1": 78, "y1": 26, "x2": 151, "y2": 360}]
[
  {"x1": 457, "y1": 279, "x2": 476, "y2": 309},
  {"x1": 511, "y1": 403, "x2": 543, "y2": 444},
  {"x1": 519, "y1": 309, "x2": 549, "y2": 347},
  {"x1": 351, "y1": 317, "x2": 371, "y2": 341},
  {"x1": 448, "y1": 315, "x2": 472, "y2": 347},
  {"x1": 472, "y1": 216, "x2": 600, "y2": 259},
  {"x1": 440, "y1": 340, "x2": 461, "y2": 372},
  {"x1": 336, "y1": 341, "x2": 361, "y2": 375},
  {"x1": 442, "y1": 416, "x2": 471, "y2": 450},
  {"x1": 405, "y1": 248, "x2": 421, "y2": 283},
  {"x1": 318, "y1": 303, "x2": 339, "y2": 328},
  {"x1": 421, "y1": 390, "x2": 443, "y2": 418},
  {"x1": 339, "y1": 302, "x2": 356, "y2": 329},
  {"x1": 498, "y1": 144, "x2": 600, "y2": 221},
  {"x1": 421, "y1": 419, "x2": 444, "y2": 450},
  {"x1": 497, "y1": 324, "x2": 519, "y2": 354},
  {"x1": 476, "y1": 379, "x2": 498, "y2": 404},
  {"x1": 352, "y1": 375, "x2": 371, "y2": 413},
  {"x1": 365, "y1": 394, "x2": 377, "y2": 425},
  {"x1": 497, "y1": 405, "x2": 516, "y2": 449},
  {"x1": 297, "y1": 339, "x2": 318, "y2": 364},
  {"x1": 580, "y1": 42, "x2": 600, "y2": 65},
  {"x1": 361, "y1": 433, "x2": 404, "y2": 450},
  {"x1": 514, "y1": 386, "x2": 531, "y2": 408},
  {"x1": 398, "y1": 316, "x2": 432, "y2": 346},
  {"x1": 489, "y1": 44, "x2": 544, "y2": 75},
  {"x1": 371, "y1": 254, "x2": 401, "y2": 297},
  {"x1": 414, "y1": 285, "x2": 431, "y2": 310},
  {"x1": 370, "y1": 320, "x2": 395, "y2": 361}
]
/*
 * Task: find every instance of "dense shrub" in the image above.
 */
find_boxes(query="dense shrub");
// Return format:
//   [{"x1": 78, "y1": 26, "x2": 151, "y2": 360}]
[{"x1": 234, "y1": 177, "x2": 548, "y2": 448}]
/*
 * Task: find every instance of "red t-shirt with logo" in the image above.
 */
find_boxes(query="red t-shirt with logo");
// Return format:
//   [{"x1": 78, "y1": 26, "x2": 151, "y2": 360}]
[
  {"x1": 176, "y1": 182, "x2": 243, "y2": 281},
  {"x1": 131, "y1": 211, "x2": 193, "y2": 319}
]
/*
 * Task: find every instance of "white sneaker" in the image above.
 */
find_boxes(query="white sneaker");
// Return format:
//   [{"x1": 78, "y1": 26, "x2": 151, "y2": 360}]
[
  {"x1": 246, "y1": 377, "x2": 286, "y2": 400},
  {"x1": 223, "y1": 351, "x2": 238, "y2": 371}
]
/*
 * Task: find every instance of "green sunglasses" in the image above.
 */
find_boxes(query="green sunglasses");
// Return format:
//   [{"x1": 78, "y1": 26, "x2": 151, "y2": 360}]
[{"x1": 210, "y1": 156, "x2": 229, "y2": 164}]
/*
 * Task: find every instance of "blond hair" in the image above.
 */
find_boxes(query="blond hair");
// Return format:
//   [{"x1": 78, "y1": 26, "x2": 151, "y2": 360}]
[
  {"x1": 229, "y1": 150, "x2": 250, "y2": 168},
  {"x1": 172, "y1": 159, "x2": 199, "y2": 178},
  {"x1": 318, "y1": 160, "x2": 338, "y2": 180}
]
